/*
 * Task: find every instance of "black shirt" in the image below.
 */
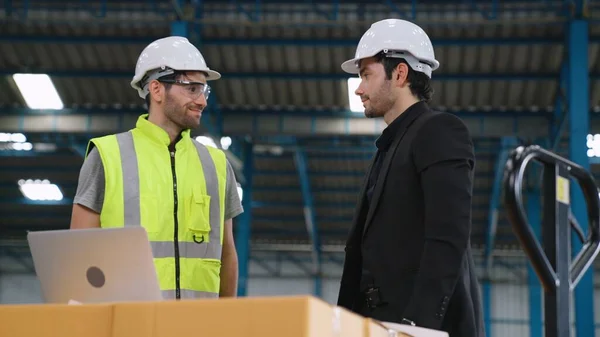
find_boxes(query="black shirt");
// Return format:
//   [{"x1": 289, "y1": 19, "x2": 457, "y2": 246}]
[{"x1": 366, "y1": 101, "x2": 426, "y2": 206}]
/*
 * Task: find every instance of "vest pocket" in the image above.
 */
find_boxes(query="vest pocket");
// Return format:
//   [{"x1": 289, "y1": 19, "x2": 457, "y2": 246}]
[
  {"x1": 186, "y1": 189, "x2": 212, "y2": 242},
  {"x1": 179, "y1": 257, "x2": 221, "y2": 295}
]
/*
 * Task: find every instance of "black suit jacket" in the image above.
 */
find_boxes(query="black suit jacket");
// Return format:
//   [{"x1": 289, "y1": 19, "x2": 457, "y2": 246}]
[{"x1": 337, "y1": 103, "x2": 485, "y2": 337}]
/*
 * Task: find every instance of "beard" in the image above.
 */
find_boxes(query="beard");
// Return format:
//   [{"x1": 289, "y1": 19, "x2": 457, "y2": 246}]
[
  {"x1": 364, "y1": 80, "x2": 395, "y2": 119},
  {"x1": 163, "y1": 93, "x2": 201, "y2": 130}
]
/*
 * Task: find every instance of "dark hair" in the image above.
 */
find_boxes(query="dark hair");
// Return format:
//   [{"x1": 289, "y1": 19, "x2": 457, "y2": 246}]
[
  {"x1": 143, "y1": 71, "x2": 183, "y2": 110},
  {"x1": 373, "y1": 52, "x2": 434, "y2": 102}
]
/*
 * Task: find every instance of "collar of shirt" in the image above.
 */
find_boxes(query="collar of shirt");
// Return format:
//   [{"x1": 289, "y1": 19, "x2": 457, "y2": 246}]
[
  {"x1": 136, "y1": 113, "x2": 189, "y2": 150},
  {"x1": 375, "y1": 101, "x2": 427, "y2": 151}
]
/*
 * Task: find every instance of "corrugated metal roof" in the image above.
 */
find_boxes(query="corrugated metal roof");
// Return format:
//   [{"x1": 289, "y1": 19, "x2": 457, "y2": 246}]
[{"x1": 0, "y1": 7, "x2": 589, "y2": 112}]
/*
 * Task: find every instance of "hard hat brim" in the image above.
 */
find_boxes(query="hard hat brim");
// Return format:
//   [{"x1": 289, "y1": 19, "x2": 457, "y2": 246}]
[
  {"x1": 341, "y1": 58, "x2": 361, "y2": 74},
  {"x1": 204, "y1": 69, "x2": 221, "y2": 81},
  {"x1": 340, "y1": 50, "x2": 380, "y2": 74},
  {"x1": 341, "y1": 54, "x2": 441, "y2": 77}
]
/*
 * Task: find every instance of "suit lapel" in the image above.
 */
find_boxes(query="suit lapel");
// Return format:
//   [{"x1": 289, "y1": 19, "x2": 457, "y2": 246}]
[{"x1": 362, "y1": 111, "x2": 425, "y2": 236}]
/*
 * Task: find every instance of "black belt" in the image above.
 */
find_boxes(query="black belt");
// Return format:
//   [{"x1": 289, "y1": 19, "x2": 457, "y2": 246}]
[{"x1": 359, "y1": 287, "x2": 416, "y2": 327}]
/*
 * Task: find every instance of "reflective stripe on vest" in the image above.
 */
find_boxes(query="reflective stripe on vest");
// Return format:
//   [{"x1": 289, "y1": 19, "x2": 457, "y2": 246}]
[
  {"x1": 114, "y1": 131, "x2": 223, "y2": 260},
  {"x1": 162, "y1": 289, "x2": 216, "y2": 300}
]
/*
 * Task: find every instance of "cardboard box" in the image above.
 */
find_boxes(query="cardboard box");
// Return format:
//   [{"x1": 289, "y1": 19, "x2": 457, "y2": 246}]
[
  {"x1": 112, "y1": 296, "x2": 364, "y2": 337},
  {"x1": 0, "y1": 296, "x2": 365, "y2": 337},
  {"x1": 0, "y1": 302, "x2": 112, "y2": 337}
]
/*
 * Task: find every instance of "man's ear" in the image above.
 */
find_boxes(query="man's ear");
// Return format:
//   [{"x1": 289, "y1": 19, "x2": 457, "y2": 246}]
[
  {"x1": 394, "y1": 63, "x2": 410, "y2": 87},
  {"x1": 148, "y1": 80, "x2": 164, "y2": 104}
]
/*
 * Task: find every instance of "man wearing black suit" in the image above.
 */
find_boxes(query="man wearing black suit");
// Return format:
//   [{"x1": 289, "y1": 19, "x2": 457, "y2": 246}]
[{"x1": 337, "y1": 19, "x2": 485, "y2": 337}]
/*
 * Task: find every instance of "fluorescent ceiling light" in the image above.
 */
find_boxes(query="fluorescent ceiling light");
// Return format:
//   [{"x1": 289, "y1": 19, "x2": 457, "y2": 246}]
[
  {"x1": 0, "y1": 132, "x2": 27, "y2": 143},
  {"x1": 13, "y1": 73, "x2": 64, "y2": 110},
  {"x1": 347, "y1": 77, "x2": 364, "y2": 113},
  {"x1": 587, "y1": 134, "x2": 600, "y2": 158},
  {"x1": 220, "y1": 136, "x2": 232, "y2": 150},
  {"x1": 196, "y1": 135, "x2": 218, "y2": 148},
  {"x1": 11, "y1": 142, "x2": 33, "y2": 151},
  {"x1": 18, "y1": 179, "x2": 64, "y2": 201},
  {"x1": 0, "y1": 132, "x2": 32, "y2": 151}
]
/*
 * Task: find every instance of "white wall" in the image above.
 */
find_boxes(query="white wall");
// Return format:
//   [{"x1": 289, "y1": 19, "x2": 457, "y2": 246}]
[
  {"x1": 0, "y1": 273, "x2": 341, "y2": 304},
  {"x1": 0, "y1": 273, "x2": 42, "y2": 304},
  {"x1": 490, "y1": 283, "x2": 529, "y2": 337},
  {"x1": 247, "y1": 277, "x2": 340, "y2": 304},
  {"x1": 0, "y1": 257, "x2": 343, "y2": 305}
]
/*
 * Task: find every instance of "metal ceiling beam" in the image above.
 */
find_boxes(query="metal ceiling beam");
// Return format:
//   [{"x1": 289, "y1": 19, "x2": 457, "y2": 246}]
[
  {"x1": 3, "y1": 1, "x2": 580, "y2": 35},
  {"x1": 0, "y1": 70, "x2": 585, "y2": 81},
  {"x1": 222, "y1": 107, "x2": 553, "y2": 118},
  {"x1": 0, "y1": 107, "x2": 552, "y2": 137},
  {"x1": 0, "y1": 35, "x2": 578, "y2": 46},
  {"x1": 8, "y1": 106, "x2": 600, "y2": 139},
  {"x1": 1, "y1": 0, "x2": 571, "y2": 25},
  {"x1": 0, "y1": 107, "x2": 243, "y2": 164},
  {"x1": 221, "y1": 111, "x2": 551, "y2": 138},
  {"x1": 0, "y1": 106, "x2": 556, "y2": 118}
]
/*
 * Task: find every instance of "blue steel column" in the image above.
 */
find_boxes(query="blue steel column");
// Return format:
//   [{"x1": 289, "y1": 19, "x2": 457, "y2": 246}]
[
  {"x1": 484, "y1": 136, "x2": 517, "y2": 336},
  {"x1": 294, "y1": 147, "x2": 322, "y2": 297},
  {"x1": 568, "y1": 16, "x2": 594, "y2": 337},
  {"x1": 170, "y1": 21, "x2": 187, "y2": 38},
  {"x1": 526, "y1": 189, "x2": 542, "y2": 337},
  {"x1": 235, "y1": 141, "x2": 254, "y2": 296}
]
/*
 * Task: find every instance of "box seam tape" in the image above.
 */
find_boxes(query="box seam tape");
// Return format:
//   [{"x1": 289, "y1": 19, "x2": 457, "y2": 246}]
[{"x1": 332, "y1": 306, "x2": 342, "y2": 337}]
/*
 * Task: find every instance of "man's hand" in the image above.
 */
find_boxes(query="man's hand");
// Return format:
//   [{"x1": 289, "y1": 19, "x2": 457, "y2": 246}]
[{"x1": 219, "y1": 218, "x2": 238, "y2": 297}]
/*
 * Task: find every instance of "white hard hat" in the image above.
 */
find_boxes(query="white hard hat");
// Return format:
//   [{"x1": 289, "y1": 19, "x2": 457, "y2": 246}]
[
  {"x1": 131, "y1": 36, "x2": 221, "y2": 99},
  {"x1": 341, "y1": 19, "x2": 440, "y2": 78}
]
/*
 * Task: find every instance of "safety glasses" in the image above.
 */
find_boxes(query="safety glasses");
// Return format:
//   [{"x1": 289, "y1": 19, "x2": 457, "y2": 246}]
[{"x1": 159, "y1": 79, "x2": 211, "y2": 100}]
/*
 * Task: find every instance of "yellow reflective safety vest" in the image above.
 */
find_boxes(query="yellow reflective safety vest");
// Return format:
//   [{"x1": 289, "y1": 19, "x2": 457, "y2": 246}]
[{"x1": 86, "y1": 114, "x2": 227, "y2": 300}]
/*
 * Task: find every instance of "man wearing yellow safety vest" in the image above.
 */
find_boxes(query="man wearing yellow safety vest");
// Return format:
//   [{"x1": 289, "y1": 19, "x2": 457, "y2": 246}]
[{"x1": 69, "y1": 36, "x2": 243, "y2": 300}]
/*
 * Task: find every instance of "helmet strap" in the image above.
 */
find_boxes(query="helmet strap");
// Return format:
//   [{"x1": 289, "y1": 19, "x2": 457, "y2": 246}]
[
  {"x1": 382, "y1": 50, "x2": 433, "y2": 78},
  {"x1": 140, "y1": 67, "x2": 176, "y2": 98}
]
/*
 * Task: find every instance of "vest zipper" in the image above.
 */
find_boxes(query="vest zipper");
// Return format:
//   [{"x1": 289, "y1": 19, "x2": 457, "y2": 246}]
[{"x1": 170, "y1": 150, "x2": 181, "y2": 299}]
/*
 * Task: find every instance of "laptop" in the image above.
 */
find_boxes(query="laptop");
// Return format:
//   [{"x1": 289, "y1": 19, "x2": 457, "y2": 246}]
[{"x1": 27, "y1": 226, "x2": 163, "y2": 304}]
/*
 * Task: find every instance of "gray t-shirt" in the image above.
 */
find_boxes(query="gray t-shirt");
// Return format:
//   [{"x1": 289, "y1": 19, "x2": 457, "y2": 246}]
[{"x1": 74, "y1": 147, "x2": 244, "y2": 221}]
